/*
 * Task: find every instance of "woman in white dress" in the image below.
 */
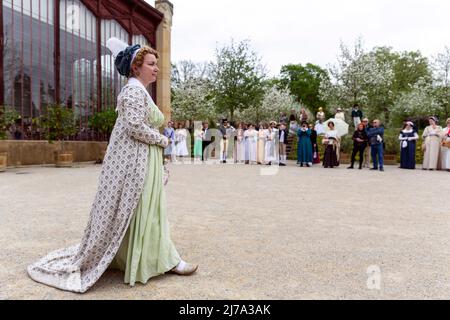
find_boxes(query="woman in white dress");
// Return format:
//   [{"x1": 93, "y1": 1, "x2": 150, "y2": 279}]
[
  {"x1": 175, "y1": 123, "x2": 189, "y2": 161},
  {"x1": 265, "y1": 121, "x2": 279, "y2": 165},
  {"x1": 440, "y1": 118, "x2": 450, "y2": 171},
  {"x1": 422, "y1": 116, "x2": 443, "y2": 170},
  {"x1": 289, "y1": 114, "x2": 299, "y2": 136},
  {"x1": 335, "y1": 107, "x2": 346, "y2": 122},
  {"x1": 236, "y1": 123, "x2": 246, "y2": 164},
  {"x1": 245, "y1": 124, "x2": 258, "y2": 164}
]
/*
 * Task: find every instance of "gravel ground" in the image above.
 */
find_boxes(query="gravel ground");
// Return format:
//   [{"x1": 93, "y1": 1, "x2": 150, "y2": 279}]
[{"x1": 0, "y1": 161, "x2": 450, "y2": 300}]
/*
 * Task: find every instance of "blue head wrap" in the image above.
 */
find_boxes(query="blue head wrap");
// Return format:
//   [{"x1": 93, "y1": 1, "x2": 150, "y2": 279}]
[{"x1": 114, "y1": 44, "x2": 141, "y2": 77}]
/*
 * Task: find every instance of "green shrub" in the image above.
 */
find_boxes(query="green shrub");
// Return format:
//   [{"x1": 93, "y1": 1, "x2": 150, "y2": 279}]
[
  {"x1": 40, "y1": 104, "x2": 78, "y2": 150},
  {"x1": 383, "y1": 128, "x2": 400, "y2": 155},
  {"x1": 288, "y1": 135, "x2": 298, "y2": 160},
  {"x1": 415, "y1": 130, "x2": 424, "y2": 165},
  {"x1": 0, "y1": 105, "x2": 20, "y2": 140},
  {"x1": 89, "y1": 108, "x2": 118, "y2": 141},
  {"x1": 339, "y1": 136, "x2": 353, "y2": 154}
]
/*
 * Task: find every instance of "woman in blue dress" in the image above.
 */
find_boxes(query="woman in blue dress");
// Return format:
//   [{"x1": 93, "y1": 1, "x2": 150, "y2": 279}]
[
  {"x1": 399, "y1": 121, "x2": 419, "y2": 169},
  {"x1": 297, "y1": 122, "x2": 313, "y2": 167}
]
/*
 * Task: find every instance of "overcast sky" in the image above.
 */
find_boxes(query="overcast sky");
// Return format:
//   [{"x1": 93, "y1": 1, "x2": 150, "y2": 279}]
[{"x1": 153, "y1": 0, "x2": 450, "y2": 76}]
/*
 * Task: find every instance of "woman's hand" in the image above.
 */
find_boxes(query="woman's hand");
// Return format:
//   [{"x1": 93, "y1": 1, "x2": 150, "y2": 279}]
[{"x1": 158, "y1": 136, "x2": 169, "y2": 149}]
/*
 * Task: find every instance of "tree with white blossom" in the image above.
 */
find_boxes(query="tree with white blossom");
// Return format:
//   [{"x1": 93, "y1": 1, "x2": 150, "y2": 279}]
[
  {"x1": 391, "y1": 78, "x2": 440, "y2": 125},
  {"x1": 433, "y1": 46, "x2": 450, "y2": 119},
  {"x1": 319, "y1": 38, "x2": 394, "y2": 120},
  {"x1": 171, "y1": 61, "x2": 216, "y2": 123},
  {"x1": 235, "y1": 84, "x2": 302, "y2": 124}
]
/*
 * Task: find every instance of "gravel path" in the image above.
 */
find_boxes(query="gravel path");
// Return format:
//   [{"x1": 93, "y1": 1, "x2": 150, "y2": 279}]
[{"x1": 1, "y1": 162, "x2": 449, "y2": 299}]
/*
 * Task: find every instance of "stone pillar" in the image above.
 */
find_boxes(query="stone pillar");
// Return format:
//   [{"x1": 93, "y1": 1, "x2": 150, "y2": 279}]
[{"x1": 155, "y1": 0, "x2": 173, "y2": 124}]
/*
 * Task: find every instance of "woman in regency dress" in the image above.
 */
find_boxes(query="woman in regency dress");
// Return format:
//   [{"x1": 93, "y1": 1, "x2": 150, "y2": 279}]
[
  {"x1": 322, "y1": 121, "x2": 340, "y2": 168},
  {"x1": 399, "y1": 121, "x2": 419, "y2": 170},
  {"x1": 27, "y1": 39, "x2": 198, "y2": 294},
  {"x1": 289, "y1": 113, "x2": 299, "y2": 136},
  {"x1": 175, "y1": 122, "x2": 189, "y2": 161},
  {"x1": 440, "y1": 118, "x2": 450, "y2": 172},
  {"x1": 236, "y1": 123, "x2": 246, "y2": 164},
  {"x1": 193, "y1": 123, "x2": 204, "y2": 163},
  {"x1": 245, "y1": 124, "x2": 258, "y2": 165},
  {"x1": 297, "y1": 122, "x2": 313, "y2": 167},
  {"x1": 265, "y1": 122, "x2": 278, "y2": 166},
  {"x1": 163, "y1": 121, "x2": 176, "y2": 163},
  {"x1": 422, "y1": 116, "x2": 443, "y2": 170},
  {"x1": 257, "y1": 122, "x2": 267, "y2": 165},
  {"x1": 316, "y1": 107, "x2": 325, "y2": 123}
]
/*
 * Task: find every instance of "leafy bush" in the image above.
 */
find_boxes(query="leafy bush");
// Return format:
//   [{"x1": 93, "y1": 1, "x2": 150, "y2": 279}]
[
  {"x1": 40, "y1": 104, "x2": 78, "y2": 150},
  {"x1": 415, "y1": 130, "x2": 424, "y2": 165},
  {"x1": 383, "y1": 128, "x2": 401, "y2": 155},
  {"x1": 0, "y1": 105, "x2": 20, "y2": 140},
  {"x1": 339, "y1": 135, "x2": 353, "y2": 154},
  {"x1": 88, "y1": 108, "x2": 118, "y2": 141}
]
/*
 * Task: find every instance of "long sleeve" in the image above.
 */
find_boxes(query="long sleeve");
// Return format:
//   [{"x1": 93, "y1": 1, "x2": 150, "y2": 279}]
[
  {"x1": 120, "y1": 86, "x2": 168, "y2": 148},
  {"x1": 367, "y1": 127, "x2": 384, "y2": 138},
  {"x1": 362, "y1": 131, "x2": 368, "y2": 141}
]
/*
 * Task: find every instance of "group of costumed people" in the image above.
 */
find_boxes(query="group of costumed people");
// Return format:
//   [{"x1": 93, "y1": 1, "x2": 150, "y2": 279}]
[
  {"x1": 287, "y1": 105, "x2": 363, "y2": 168},
  {"x1": 164, "y1": 102, "x2": 450, "y2": 173},
  {"x1": 164, "y1": 119, "x2": 291, "y2": 166},
  {"x1": 162, "y1": 121, "x2": 190, "y2": 161},
  {"x1": 400, "y1": 116, "x2": 450, "y2": 171},
  {"x1": 160, "y1": 104, "x2": 374, "y2": 169},
  {"x1": 27, "y1": 38, "x2": 198, "y2": 293},
  {"x1": 346, "y1": 116, "x2": 450, "y2": 172}
]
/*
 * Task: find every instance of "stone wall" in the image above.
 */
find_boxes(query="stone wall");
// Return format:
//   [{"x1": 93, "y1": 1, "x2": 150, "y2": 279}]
[{"x1": 0, "y1": 140, "x2": 107, "y2": 166}]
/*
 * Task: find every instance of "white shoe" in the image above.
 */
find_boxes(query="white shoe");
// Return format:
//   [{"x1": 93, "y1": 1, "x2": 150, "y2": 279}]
[{"x1": 170, "y1": 261, "x2": 198, "y2": 276}]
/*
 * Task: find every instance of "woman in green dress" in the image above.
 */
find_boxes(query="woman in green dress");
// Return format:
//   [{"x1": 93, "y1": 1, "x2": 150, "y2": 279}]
[
  {"x1": 27, "y1": 39, "x2": 197, "y2": 293},
  {"x1": 104, "y1": 41, "x2": 199, "y2": 286},
  {"x1": 193, "y1": 122, "x2": 204, "y2": 163}
]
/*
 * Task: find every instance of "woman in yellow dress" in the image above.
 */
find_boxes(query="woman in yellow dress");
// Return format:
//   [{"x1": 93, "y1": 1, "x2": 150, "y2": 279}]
[
  {"x1": 422, "y1": 116, "x2": 443, "y2": 170},
  {"x1": 257, "y1": 122, "x2": 268, "y2": 164}
]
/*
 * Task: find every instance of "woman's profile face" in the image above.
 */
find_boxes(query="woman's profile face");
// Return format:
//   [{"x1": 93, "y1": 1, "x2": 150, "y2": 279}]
[
  {"x1": 135, "y1": 53, "x2": 159, "y2": 84},
  {"x1": 429, "y1": 118, "x2": 436, "y2": 126}
]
